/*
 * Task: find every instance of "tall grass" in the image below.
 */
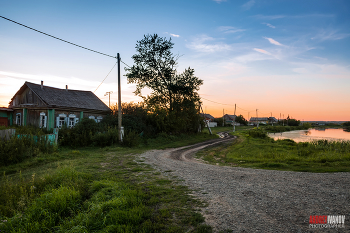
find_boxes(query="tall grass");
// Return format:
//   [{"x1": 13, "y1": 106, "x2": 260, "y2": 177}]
[
  {"x1": 197, "y1": 130, "x2": 350, "y2": 172},
  {"x1": 0, "y1": 133, "x2": 56, "y2": 166}
]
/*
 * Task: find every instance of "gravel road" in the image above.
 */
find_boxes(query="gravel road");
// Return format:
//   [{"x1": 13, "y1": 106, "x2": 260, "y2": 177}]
[{"x1": 140, "y1": 134, "x2": 350, "y2": 232}]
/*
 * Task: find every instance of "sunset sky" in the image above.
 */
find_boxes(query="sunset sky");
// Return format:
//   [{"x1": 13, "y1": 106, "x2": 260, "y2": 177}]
[{"x1": 1, "y1": 0, "x2": 349, "y2": 121}]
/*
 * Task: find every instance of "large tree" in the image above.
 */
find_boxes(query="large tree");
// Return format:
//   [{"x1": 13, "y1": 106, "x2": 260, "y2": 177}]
[
  {"x1": 125, "y1": 34, "x2": 203, "y2": 133},
  {"x1": 125, "y1": 34, "x2": 203, "y2": 112}
]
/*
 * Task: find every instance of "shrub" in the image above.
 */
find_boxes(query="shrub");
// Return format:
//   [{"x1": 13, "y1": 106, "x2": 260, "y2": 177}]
[
  {"x1": 0, "y1": 132, "x2": 55, "y2": 166},
  {"x1": 122, "y1": 130, "x2": 140, "y2": 147},
  {"x1": 248, "y1": 128, "x2": 267, "y2": 138}
]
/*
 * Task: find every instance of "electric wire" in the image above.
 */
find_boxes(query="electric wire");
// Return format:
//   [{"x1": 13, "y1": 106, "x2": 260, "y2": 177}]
[
  {"x1": 94, "y1": 61, "x2": 118, "y2": 93},
  {"x1": 200, "y1": 97, "x2": 235, "y2": 106},
  {"x1": 1, "y1": 14, "x2": 281, "y2": 118},
  {"x1": 120, "y1": 59, "x2": 131, "y2": 68},
  {"x1": 0, "y1": 15, "x2": 117, "y2": 59}
]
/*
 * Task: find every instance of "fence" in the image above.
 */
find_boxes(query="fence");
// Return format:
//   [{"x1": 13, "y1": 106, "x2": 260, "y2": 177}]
[{"x1": 0, "y1": 128, "x2": 58, "y2": 145}]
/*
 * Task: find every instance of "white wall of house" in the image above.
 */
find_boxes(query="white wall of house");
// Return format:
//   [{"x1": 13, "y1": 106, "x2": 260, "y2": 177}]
[{"x1": 205, "y1": 121, "x2": 217, "y2": 127}]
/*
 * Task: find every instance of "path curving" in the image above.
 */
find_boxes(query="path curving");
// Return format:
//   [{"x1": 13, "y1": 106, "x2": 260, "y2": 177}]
[{"x1": 140, "y1": 134, "x2": 350, "y2": 232}]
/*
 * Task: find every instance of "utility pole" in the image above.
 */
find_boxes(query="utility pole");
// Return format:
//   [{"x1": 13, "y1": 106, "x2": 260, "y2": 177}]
[
  {"x1": 200, "y1": 105, "x2": 212, "y2": 135},
  {"x1": 223, "y1": 109, "x2": 225, "y2": 126},
  {"x1": 280, "y1": 113, "x2": 281, "y2": 125},
  {"x1": 104, "y1": 91, "x2": 113, "y2": 108},
  {"x1": 256, "y1": 109, "x2": 259, "y2": 128},
  {"x1": 117, "y1": 53, "x2": 123, "y2": 142},
  {"x1": 283, "y1": 114, "x2": 284, "y2": 126},
  {"x1": 248, "y1": 112, "x2": 250, "y2": 125},
  {"x1": 233, "y1": 104, "x2": 236, "y2": 132},
  {"x1": 271, "y1": 112, "x2": 273, "y2": 126}
]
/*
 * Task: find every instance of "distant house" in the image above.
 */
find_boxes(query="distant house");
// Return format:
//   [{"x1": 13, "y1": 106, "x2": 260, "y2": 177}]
[
  {"x1": 223, "y1": 114, "x2": 237, "y2": 125},
  {"x1": 0, "y1": 107, "x2": 13, "y2": 127},
  {"x1": 268, "y1": 117, "x2": 278, "y2": 124},
  {"x1": 249, "y1": 117, "x2": 278, "y2": 125},
  {"x1": 200, "y1": 113, "x2": 215, "y2": 122},
  {"x1": 9, "y1": 81, "x2": 111, "y2": 129}
]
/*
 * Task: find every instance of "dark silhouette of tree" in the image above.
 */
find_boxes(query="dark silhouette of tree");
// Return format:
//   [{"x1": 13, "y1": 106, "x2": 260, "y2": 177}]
[
  {"x1": 235, "y1": 115, "x2": 248, "y2": 126},
  {"x1": 125, "y1": 34, "x2": 204, "y2": 133}
]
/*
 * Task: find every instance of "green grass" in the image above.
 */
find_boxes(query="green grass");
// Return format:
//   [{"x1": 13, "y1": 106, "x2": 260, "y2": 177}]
[
  {"x1": 0, "y1": 132, "x2": 216, "y2": 232},
  {"x1": 206, "y1": 126, "x2": 254, "y2": 135},
  {"x1": 196, "y1": 130, "x2": 350, "y2": 173}
]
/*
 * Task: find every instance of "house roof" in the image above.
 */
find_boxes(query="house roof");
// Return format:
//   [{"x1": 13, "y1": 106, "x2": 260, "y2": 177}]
[
  {"x1": 11, "y1": 82, "x2": 110, "y2": 112},
  {"x1": 249, "y1": 117, "x2": 278, "y2": 121},
  {"x1": 0, "y1": 107, "x2": 13, "y2": 112},
  {"x1": 224, "y1": 114, "x2": 236, "y2": 120},
  {"x1": 200, "y1": 113, "x2": 215, "y2": 120},
  {"x1": 250, "y1": 117, "x2": 269, "y2": 121}
]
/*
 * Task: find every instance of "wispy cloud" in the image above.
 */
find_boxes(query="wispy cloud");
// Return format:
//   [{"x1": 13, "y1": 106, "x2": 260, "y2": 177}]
[
  {"x1": 218, "y1": 26, "x2": 245, "y2": 34},
  {"x1": 213, "y1": 0, "x2": 227, "y2": 3},
  {"x1": 0, "y1": 70, "x2": 138, "y2": 107},
  {"x1": 253, "y1": 48, "x2": 271, "y2": 55},
  {"x1": 254, "y1": 13, "x2": 335, "y2": 20},
  {"x1": 242, "y1": 0, "x2": 255, "y2": 10},
  {"x1": 264, "y1": 37, "x2": 282, "y2": 46},
  {"x1": 311, "y1": 29, "x2": 350, "y2": 41},
  {"x1": 262, "y1": 23, "x2": 275, "y2": 28},
  {"x1": 253, "y1": 14, "x2": 286, "y2": 20},
  {"x1": 186, "y1": 35, "x2": 231, "y2": 53},
  {"x1": 170, "y1": 33, "x2": 180, "y2": 38}
]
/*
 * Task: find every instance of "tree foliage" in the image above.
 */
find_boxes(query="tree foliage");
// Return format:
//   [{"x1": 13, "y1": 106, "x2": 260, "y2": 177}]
[
  {"x1": 125, "y1": 34, "x2": 204, "y2": 133},
  {"x1": 235, "y1": 115, "x2": 248, "y2": 126}
]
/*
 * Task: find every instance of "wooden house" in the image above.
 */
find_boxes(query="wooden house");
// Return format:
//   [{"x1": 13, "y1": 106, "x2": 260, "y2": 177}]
[
  {"x1": 223, "y1": 114, "x2": 237, "y2": 125},
  {"x1": 200, "y1": 113, "x2": 215, "y2": 122},
  {"x1": 0, "y1": 107, "x2": 13, "y2": 127},
  {"x1": 9, "y1": 81, "x2": 111, "y2": 129}
]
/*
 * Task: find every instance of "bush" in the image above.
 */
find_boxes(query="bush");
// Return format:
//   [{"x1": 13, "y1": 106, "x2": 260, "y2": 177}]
[
  {"x1": 122, "y1": 130, "x2": 140, "y2": 147},
  {"x1": 0, "y1": 132, "x2": 56, "y2": 166},
  {"x1": 58, "y1": 118, "x2": 99, "y2": 147},
  {"x1": 248, "y1": 128, "x2": 267, "y2": 138},
  {"x1": 343, "y1": 121, "x2": 350, "y2": 127},
  {"x1": 92, "y1": 127, "x2": 119, "y2": 147}
]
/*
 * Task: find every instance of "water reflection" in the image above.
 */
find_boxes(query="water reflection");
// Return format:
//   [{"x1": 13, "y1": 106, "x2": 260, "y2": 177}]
[
  {"x1": 268, "y1": 128, "x2": 350, "y2": 142},
  {"x1": 344, "y1": 127, "x2": 350, "y2": 133}
]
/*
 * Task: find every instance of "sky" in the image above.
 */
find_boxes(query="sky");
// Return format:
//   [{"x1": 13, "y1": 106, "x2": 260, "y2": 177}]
[{"x1": 0, "y1": 0, "x2": 350, "y2": 121}]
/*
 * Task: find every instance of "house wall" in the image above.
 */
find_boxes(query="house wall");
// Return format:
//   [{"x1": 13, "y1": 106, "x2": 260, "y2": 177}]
[
  {"x1": 10, "y1": 87, "x2": 46, "y2": 107},
  {"x1": 11, "y1": 108, "x2": 107, "y2": 128}
]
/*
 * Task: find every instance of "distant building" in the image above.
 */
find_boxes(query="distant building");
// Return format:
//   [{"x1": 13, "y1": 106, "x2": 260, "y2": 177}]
[
  {"x1": 0, "y1": 107, "x2": 13, "y2": 127},
  {"x1": 249, "y1": 117, "x2": 278, "y2": 125},
  {"x1": 223, "y1": 114, "x2": 237, "y2": 125},
  {"x1": 200, "y1": 113, "x2": 215, "y2": 122},
  {"x1": 9, "y1": 81, "x2": 111, "y2": 129}
]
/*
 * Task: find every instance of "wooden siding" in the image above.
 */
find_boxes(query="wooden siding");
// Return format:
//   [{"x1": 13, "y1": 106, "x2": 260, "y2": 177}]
[{"x1": 10, "y1": 86, "x2": 46, "y2": 108}]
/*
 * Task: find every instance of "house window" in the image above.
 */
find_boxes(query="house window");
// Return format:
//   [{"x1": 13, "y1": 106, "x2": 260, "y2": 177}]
[
  {"x1": 16, "y1": 113, "x2": 21, "y2": 125},
  {"x1": 89, "y1": 116, "x2": 96, "y2": 122},
  {"x1": 40, "y1": 112, "x2": 47, "y2": 128},
  {"x1": 96, "y1": 116, "x2": 103, "y2": 123},
  {"x1": 56, "y1": 114, "x2": 67, "y2": 128},
  {"x1": 68, "y1": 114, "x2": 76, "y2": 127}
]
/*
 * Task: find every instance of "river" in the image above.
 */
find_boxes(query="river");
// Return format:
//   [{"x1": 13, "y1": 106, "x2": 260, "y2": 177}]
[{"x1": 268, "y1": 128, "x2": 350, "y2": 142}]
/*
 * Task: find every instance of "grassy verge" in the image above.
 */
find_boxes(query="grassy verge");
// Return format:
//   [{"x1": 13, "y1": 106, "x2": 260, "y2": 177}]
[
  {"x1": 205, "y1": 126, "x2": 254, "y2": 135},
  {"x1": 0, "y1": 133, "x2": 217, "y2": 232},
  {"x1": 196, "y1": 130, "x2": 350, "y2": 173}
]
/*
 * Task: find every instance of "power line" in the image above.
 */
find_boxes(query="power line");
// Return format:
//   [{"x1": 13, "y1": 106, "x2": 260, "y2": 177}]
[
  {"x1": 94, "y1": 61, "x2": 118, "y2": 93},
  {"x1": 200, "y1": 97, "x2": 235, "y2": 106},
  {"x1": 0, "y1": 15, "x2": 117, "y2": 59},
  {"x1": 120, "y1": 59, "x2": 131, "y2": 68}
]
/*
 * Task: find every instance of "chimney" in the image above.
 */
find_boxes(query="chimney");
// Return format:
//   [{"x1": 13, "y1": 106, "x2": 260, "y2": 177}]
[
  {"x1": 66, "y1": 85, "x2": 68, "y2": 91},
  {"x1": 41, "y1": 80, "x2": 43, "y2": 90}
]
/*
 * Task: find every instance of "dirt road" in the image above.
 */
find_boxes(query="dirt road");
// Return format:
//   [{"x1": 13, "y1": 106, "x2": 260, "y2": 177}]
[{"x1": 141, "y1": 134, "x2": 350, "y2": 232}]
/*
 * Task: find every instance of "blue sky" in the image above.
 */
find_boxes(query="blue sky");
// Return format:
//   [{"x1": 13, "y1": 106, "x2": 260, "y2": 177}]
[{"x1": 1, "y1": 0, "x2": 350, "y2": 120}]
